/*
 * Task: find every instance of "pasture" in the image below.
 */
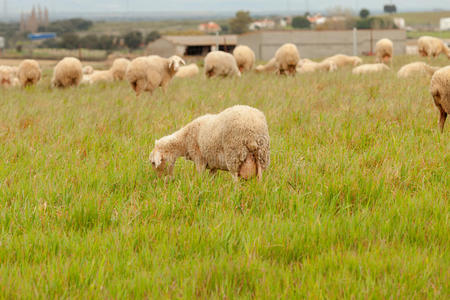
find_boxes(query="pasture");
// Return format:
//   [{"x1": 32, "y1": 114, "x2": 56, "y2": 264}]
[{"x1": 0, "y1": 55, "x2": 449, "y2": 298}]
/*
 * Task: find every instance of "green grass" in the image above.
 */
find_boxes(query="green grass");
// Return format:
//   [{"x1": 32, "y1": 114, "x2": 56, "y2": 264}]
[
  {"x1": 407, "y1": 31, "x2": 450, "y2": 39},
  {"x1": 386, "y1": 11, "x2": 450, "y2": 27},
  {"x1": 0, "y1": 55, "x2": 449, "y2": 298}
]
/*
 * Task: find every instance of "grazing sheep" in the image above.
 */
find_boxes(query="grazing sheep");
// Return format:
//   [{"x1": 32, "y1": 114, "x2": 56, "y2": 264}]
[
  {"x1": 352, "y1": 63, "x2": 390, "y2": 75},
  {"x1": 430, "y1": 65, "x2": 450, "y2": 132},
  {"x1": 149, "y1": 105, "x2": 270, "y2": 181},
  {"x1": 82, "y1": 65, "x2": 94, "y2": 75},
  {"x1": 375, "y1": 38, "x2": 394, "y2": 64},
  {"x1": 0, "y1": 66, "x2": 19, "y2": 87},
  {"x1": 204, "y1": 51, "x2": 241, "y2": 78},
  {"x1": 126, "y1": 55, "x2": 185, "y2": 95},
  {"x1": 297, "y1": 60, "x2": 337, "y2": 73},
  {"x1": 175, "y1": 63, "x2": 200, "y2": 78},
  {"x1": 322, "y1": 54, "x2": 362, "y2": 68},
  {"x1": 17, "y1": 59, "x2": 41, "y2": 87},
  {"x1": 397, "y1": 62, "x2": 440, "y2": 78},
  {"x1": 274, "y1": 43, "x2": 300, "y2": 75},
  {"x1": 255, "y1": 58, "x2": 277, "y2": 73},
  {"x1": 111, "y1": 58, "x2": 130, "y2": 81},
  {"x1": 86, "y1": 70, "x2": 114, "y2": 84},
  {"x1": 418, "y1": 36, "x2": 450, "y2": 59},
  {"x1": 233, "y1": 45, "x2": 255, "y2": 72},
  {"x1": 51, "y1": 57, "x2": 83, "y2": 88}
]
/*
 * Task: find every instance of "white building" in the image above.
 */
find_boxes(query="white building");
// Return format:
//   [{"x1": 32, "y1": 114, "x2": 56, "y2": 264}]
[
  {"x1": 440, "y1": 18, "x2": 450, "y2": 31},
  {"x1": 394, "y1": 18, "x2": 405, "y2": 29}
]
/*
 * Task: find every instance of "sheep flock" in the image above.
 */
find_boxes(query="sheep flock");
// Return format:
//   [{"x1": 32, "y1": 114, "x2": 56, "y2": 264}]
[{"x1": 1, "y1": 36, "x2": 449, "y2": 180}]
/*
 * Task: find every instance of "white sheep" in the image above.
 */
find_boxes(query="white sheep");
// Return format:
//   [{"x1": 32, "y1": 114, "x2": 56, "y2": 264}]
[
  {"x1": 233, "y1": 45, "x2": 255, "y2": 72},
  {"x1": 204, "y1": 51, "x2": 241, "y2": 78},
  {"x1": 418, "y1": 36, "x2": 450, "y2": 59},
  {"x1": 149, "y1": 105, "x2": 270, "y2": 181},
  {"x1": 255, "y1": 58, "x2": 277, "y2": 73},
  {"x1": 175, "y1": 63, "x2": 200, "y2": 78},
  {"x1": 17, "y1": 59, "x2": 41, "y2": 87},
  {"x1": 430, "y1": 65, "x2": 450, "y2": 132},
  {"x1": 274, "y1": 43, "x2": 300, "y2": 75},
  {"x1": 352, "y1": 63, "x2": 390, "y2": 75},
  {"x1": 297, "y1": 60, "x2": 337, "y2": 73},
  {"x1": 397, "y1": 62, "x2": 440, "y2": 78},
  {"x1": 322, "y1": 54, "x2": 362, "y2": 68},
  {"x1": 0, "y1": 66, "x2": 19, "y2": 87},
  {"x1": 82, "y1": 65, "x2": 94, "y2": 75},
  {"x1": 111, "y1": 58, "x2": 130, "y2": 81},
  {"x1": 375, "y1": 38, "x2": 394, "y2": 64},
  {"x1": 126, "y1": 55, "x2": 185, "y2": 95},
  {"x1": 51, "y1": 57, "x2": 83, "y2": 88},
  {"x1": 86, "y1": 70, "x2": 114, "y2": 84}
]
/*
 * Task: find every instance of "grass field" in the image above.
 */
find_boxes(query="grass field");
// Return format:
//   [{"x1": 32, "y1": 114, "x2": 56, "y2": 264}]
[
  {"x1": 0, "y1": 55, "x2": 449, "y2": 298},
  {"x1": 388, "y1": 11, "x2": 450, "y2": 27}
]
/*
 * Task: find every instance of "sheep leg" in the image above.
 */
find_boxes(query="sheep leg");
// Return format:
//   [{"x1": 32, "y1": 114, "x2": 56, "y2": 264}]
[
  {"x1": 438, "y1": 108, "x2": 447, "y2": 133},
  {"x1": 256, "y1": 159, "x2": 263, "y2": 181},
  {"x1": 195, "y1": 160, "x2": 207, "y2": 173},
  {"x1": 231, "y1": 172, "x2": 239, "y2": 182}
]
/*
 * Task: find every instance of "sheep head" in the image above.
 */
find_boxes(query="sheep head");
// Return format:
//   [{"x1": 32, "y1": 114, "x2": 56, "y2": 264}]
[
  {"x1": 168, "y1": 56, "x2": 186, "y2": 73},
  {"x1": 149, "y1": 140, "x2": 176, "y2": 177}
]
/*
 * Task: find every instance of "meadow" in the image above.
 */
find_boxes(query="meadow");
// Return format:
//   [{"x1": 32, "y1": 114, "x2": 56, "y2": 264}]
[{"x1": 0, "y1": 55, "x2": 449, "y2": 298}]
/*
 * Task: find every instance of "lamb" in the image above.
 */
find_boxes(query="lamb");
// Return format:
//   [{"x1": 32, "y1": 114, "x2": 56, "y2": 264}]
[
  {"x1": 204, "y1": 51, "x2": 241, "y2": 78},
  {"x1": 418, "y1": 36, "x2": 450, "y2": 59},
  {"x1": 175, "y1": 63, "x2": 200, "y2": 78},
  {"x1": 297, "y1": 60, "x2": 337, "y2": 73},
  {"x1": 322, "y1": 54, "x2": 362, "y2": 68},
  {"x1": 375, "y1": 38, "x2": 394, "y2": 64},
  {"x1": 397, "y1": 62, "x2": 440, "y2": 78},
  {"x1": 82, "y1": 65, "x2": 94, "y2": 75},
  {"x1": 111, "y1": 58, "x2": 130, "y2": 81},
  {"x1": 274, "y1": 43, "x2": 300, "y2": 75},
  {"x1": 0, "y1": 66, "x2": 19, "y2": 87},
  {"x1": 149, "y1": 105, "x2": 270, "y2": 181},
  {"x1": 352, "y1": 63, "x2": 390, "y2": 75},
  {"x1": 255, "y1": 58, "x2": 277, "y2": 73},
  {"x1": 233, "y1": 45, "x2": 255, "y2": 72},
  {"x1": 126, "y1": 55, "x2": 185, "y2": 95},
  {"x1": 51, "y1": 57, "x2": 83, "y2": 88},
  {"x1": 86, "y1": 70, "x2": 114, "y2": 84},
  {"x1": 17, "y1": 59, "x2": 41, "y2": 87},
  {"x1": 430, "y1": 65, "x2": 450, "y2": 132}
]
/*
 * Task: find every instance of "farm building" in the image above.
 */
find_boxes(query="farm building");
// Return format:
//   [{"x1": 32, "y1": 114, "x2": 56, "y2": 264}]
[
  {"x1": 440, "y1": 18, "x2": 450, "y2": 31},
  {"x1": 238, "y1": 29, "x2": 407, "y2": 60},
  {"x1": 147, "y1": 35, "x2": 237, "y2": 57}
]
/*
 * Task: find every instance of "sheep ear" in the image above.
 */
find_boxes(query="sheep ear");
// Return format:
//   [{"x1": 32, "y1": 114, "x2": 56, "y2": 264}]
[
  {"x1": 180, "y1": 58, "x2": 186, "y2": 65},
  {"x1": 169, "y1": 60, "x2": 174, "y2": 69}
]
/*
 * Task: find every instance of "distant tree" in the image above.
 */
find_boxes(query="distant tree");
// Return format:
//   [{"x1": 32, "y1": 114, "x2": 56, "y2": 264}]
[
  {"x1": 145, "y1": 31, "x2": 161, "y2": 44},
  {"x1": 229, "y1": 10, "x2": 252, "y2": 34},
  {"x1": 292, "y1": 16, "x2": 311, "y2": 29},
  {"x1": 359, "y1": 8, "x2": 370, "y2": 19},
  {"x1": 220, "y1": 24, "x2": 230, "y2": 33},
  {"x1": 79, "y1": 34, "x2": 99, "y2": 49},
  {"x1": 41, "y1": 18, "x2": 93, "y2": 35},
  {"x1": 60, "y1": 32, "x2": 80, "y2": 49},
  {"x1": 97, "y1": 35, "x2": 115, "y2": 50},
  {"x1": 384, "y1": 5, "x2": 397, "y2": 14},
  {"x1": 123, "y1": 31, "x2": 142, "y2": 49},
  {"x1": 356, "y1": 18, "x2": 371, "y2": 29}
]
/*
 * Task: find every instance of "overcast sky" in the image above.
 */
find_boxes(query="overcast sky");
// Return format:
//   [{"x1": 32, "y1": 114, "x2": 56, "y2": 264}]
[{"x1": 4, "y1": 0, "x2": 450, "y2": 14}]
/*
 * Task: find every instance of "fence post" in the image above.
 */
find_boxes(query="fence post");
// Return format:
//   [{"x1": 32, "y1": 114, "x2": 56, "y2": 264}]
[{"x1": 353, "y1": 27, "x2": 357, "y2": 56}]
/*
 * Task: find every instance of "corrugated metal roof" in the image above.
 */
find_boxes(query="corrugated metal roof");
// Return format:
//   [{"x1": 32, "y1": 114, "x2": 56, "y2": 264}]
[{"x1": 162, "y1": 35, "x2": 237, "y2": 46}]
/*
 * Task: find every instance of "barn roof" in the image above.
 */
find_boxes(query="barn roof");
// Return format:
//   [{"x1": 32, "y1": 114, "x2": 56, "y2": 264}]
[{"x1": 162, "y1": 35, "x2": 237, "y2": 46}]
